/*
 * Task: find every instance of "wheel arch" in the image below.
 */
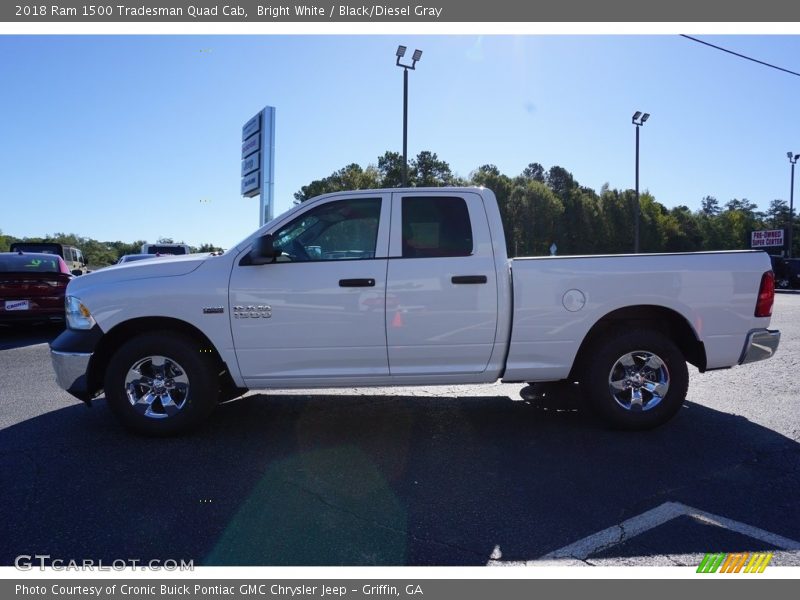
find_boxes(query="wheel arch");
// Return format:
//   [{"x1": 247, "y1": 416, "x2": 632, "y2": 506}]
[
  {"x1": 87, "y1": 316, "x2": 244, "y2": 401},
  {"x1": 569, "y1": 304, "x2": 707, "y2": 380}
]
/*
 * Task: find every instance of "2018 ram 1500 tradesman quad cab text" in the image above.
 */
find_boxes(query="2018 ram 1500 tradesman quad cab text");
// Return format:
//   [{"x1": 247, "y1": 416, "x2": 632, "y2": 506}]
[{"x1": 50, "y1": 188, "x2": 780, "y2": 435}]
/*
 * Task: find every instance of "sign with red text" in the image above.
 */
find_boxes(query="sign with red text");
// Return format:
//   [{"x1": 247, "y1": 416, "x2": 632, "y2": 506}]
[{"x1": 751, "y1": 229, "x2": 784, "y2": 248}]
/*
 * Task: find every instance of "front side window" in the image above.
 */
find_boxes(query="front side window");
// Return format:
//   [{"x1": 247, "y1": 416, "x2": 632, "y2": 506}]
[
  {"x1": 272, "y1": 198, "x2": 382, "y2": 262},
  {"x1": 401, "y1": 196, "x2": 473, "y2": 258}
]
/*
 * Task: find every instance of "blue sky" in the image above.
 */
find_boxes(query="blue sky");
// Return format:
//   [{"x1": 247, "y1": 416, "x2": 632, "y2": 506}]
[{"x1": 2, "y1": 34, "x2": 800, "y2": 249}]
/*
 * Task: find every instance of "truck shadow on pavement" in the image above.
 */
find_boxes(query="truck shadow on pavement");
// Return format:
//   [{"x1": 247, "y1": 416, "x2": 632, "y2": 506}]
[{"x1": 1, "y1": 391, "x2": 798, "y2": 566}]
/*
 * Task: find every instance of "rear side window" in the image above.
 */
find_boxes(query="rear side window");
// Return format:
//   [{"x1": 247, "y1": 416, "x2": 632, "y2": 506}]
[{"x1": 401, "y1": 196, "x2": 473, "y2": 258}]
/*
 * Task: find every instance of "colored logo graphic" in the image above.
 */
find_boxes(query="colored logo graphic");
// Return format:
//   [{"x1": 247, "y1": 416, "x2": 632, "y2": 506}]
[{"x1": 696, "y1": 552, "x2": 773, "y2": 573}]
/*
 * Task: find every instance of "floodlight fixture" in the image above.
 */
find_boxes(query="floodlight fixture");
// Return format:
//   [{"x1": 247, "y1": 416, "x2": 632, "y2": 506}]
[
  {"x1": 396, "y1": 45, "x2": 406, "y2": 58},
  {"x1": 412, "y1": 49, "x2": 423, "y2": 62}
]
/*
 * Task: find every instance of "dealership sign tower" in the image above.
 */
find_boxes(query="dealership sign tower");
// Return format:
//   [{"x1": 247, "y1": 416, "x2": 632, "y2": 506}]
[{"x1": 241, "y1": 106, "x2": 276, "y2": 226}]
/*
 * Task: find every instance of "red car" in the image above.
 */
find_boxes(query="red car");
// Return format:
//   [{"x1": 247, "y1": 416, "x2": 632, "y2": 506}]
[{"x1": 0, "y1": 252, "x2": 73, "y2": 325}]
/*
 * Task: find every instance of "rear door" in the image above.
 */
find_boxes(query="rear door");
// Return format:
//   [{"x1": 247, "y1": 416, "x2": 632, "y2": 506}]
[
  {"x1": 230, "y1": 194, "x2": 391, "y2": 383},
  {"x1": 386, "y1": 191, "x2": 498, "y2": 375}
]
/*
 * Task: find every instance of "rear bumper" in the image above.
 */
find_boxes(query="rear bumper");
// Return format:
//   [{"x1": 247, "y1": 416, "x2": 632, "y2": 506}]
[{"x1": 739, "y1": 329, "x2": 781, "y2": 365}]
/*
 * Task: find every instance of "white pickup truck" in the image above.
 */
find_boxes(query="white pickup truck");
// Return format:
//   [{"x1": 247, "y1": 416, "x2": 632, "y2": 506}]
[{"x1": 50, "y1": 187, "x2": 780, "y2": 435}]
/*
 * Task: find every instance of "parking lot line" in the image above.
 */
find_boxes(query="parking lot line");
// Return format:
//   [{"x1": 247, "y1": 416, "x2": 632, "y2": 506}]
[{"x1": 488, "y1": 501, "x2": 800, "y2": 566}]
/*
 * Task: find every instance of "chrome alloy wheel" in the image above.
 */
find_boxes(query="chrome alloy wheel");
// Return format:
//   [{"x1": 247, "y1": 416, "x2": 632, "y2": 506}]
[
  {"x1": 607, "y1": 350, "x2": 670, "y2": 412},
  {"x1": 124, "y1": 355, "x2": 190, "y2": 419}
]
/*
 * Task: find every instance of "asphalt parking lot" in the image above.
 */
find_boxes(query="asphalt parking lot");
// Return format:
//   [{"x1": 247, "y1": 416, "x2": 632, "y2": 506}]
[{"x1": 0, "y1": 295, "x2": 798, "y2": 567}]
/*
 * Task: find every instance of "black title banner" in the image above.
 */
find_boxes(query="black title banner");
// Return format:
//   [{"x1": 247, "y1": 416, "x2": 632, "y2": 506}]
[{"x1": 3, "y1": 0, "x2": 800, "y2": 22}]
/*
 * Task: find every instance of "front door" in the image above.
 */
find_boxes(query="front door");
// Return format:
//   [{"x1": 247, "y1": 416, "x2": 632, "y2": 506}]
[{"x1": 230, "y1": 194, "x2": 390, "y2": 384}]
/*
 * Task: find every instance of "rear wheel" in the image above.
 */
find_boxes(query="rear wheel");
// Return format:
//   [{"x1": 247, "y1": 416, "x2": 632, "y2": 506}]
[
  {"x1": 579, "y1": 329, "x2": 688, "y2": 430},
  {"x1": 104, "y1": 332, "x2": 219, "y2": 436}
]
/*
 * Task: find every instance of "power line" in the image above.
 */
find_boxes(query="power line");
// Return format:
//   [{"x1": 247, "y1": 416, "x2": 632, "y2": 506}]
[{"x1": 680, "y1": 34, "x2": 800, "y2": 78}]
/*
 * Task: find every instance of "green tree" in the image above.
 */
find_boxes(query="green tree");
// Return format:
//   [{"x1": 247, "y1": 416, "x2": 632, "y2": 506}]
[
  {"x1": 765, "y1": 199, "x2": 790, "y2": 229},
  {"x1": 377, "y1": 151, "x2": 405, "y2": 187},
  {"x1": 506, "y1": 177, "x2": 564, "y2": 256},
  {"x1": 108, "y1": 240, "x2": 147, "y2": 259},
  {"x1": 546, "y1": 165, "x2": 576, "y2": 198},
  {"x1": 470, "y1": 164, "x2": 515, "y2": 252},
  {"x1": 411, "y1": 151, "x2": 456, "y2": 187},
  {"x1": 521, "y1": 162, "x2": 546, "y2": 183},
  {"x1": 600, "y1": 188, "x2": 635, "y2": 254},
  {"x1": 196, "y1": 243, "x2": 224, "y2": 253},
  {"x1": 701, "y1": 195, "x2": 721, "y2": 216},
  {"x1": 294, "y1": 163, "x2": 381, "y2": 202},
  {"x1": 663, "y1": 206, "x2": 703, "y2": 252}
]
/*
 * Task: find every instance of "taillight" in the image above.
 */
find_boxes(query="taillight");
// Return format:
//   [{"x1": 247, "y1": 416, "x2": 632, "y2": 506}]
[{"x1": 755, "y1": 271, "x2": 775, "y2": 317}]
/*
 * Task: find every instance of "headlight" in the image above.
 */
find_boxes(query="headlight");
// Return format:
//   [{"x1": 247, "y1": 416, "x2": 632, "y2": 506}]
[{"x1": 65, "y1": 296, "x2": 96, "y2": 330}]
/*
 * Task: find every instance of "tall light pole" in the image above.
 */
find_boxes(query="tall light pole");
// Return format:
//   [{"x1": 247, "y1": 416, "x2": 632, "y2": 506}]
[
  {"x1": 396, "y1": 45, "x2": 422, "y2": 187},
  {"x1": 632, "y1": 111, "x2": 650, "y2": 253},
  {"x1": 787, "y1": 152, "x2": 799, "y2": 258}
]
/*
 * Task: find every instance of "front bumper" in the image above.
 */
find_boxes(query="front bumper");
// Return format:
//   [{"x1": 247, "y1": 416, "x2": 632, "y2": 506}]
[
  {"x1": 739, "y1": 329, "x2": 781, "y2": 365},
  {"x1": 49, "y1": 326, "x2": 104, "y2": 403},
  {"x1": 51, "y1": 350, "x2": 93, "y2": 401}
]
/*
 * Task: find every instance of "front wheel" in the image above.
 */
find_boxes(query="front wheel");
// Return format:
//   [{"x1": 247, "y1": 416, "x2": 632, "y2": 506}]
[
  {"x1": 104, "y1": 332, "x2": 219, "y2": 436},
  {"x1": 579, "y1": 329, "x2": 689, "y2": 430}
]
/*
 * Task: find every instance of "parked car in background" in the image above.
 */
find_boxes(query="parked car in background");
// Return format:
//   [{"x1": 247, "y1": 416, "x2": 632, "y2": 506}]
[
  {"x1": 9, "y1": 242, "x2": 88, "y2": 275},
  {"x1": 0, "y1": 252, "x2": 72, "y2": 325},
  {"x1": 117, "y1": 254, "x2": 160, "y2": 265},
  {"x1": 770, "y1": 255, "x2": 800, "y2": 289}
]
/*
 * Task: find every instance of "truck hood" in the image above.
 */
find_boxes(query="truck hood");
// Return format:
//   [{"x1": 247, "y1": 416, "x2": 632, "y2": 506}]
[{"x1": 67, "y1": 254, "x2": 210, "y2": 294}]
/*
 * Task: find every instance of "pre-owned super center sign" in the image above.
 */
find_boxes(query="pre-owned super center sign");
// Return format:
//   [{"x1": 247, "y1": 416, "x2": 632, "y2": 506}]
[{"x1": 751, "y1": 229, "x2": 784, "y2": 248}]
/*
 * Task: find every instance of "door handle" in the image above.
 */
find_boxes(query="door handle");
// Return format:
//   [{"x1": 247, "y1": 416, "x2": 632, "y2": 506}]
[
  {"x1": 451, "y1": 275, "x2": 488, "y2": 284},
  {"x1": 339, "y1": 278, "x2": 376, "y2": 287}
]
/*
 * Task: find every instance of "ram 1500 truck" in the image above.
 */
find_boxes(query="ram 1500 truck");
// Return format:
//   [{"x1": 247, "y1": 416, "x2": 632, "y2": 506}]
[{"x1": 50, "y1": 187, "x2": 780, "y2": 435}]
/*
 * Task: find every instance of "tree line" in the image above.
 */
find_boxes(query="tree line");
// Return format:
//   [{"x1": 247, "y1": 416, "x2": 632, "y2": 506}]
[
  {"x1": 2, "y1": 149, "x2": 796, "y2": 264},
  {"x1": 294, "y1": 150, "x2": 799, "y2": 257}
]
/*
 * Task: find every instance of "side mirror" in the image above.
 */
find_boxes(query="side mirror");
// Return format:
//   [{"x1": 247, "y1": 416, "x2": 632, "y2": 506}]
[
  {"x1": 71, "y1": 269, "x2": 83, "y2": 277},
  {"x1": 248, "y1": 234, "x2": 280, "y2": 265}
]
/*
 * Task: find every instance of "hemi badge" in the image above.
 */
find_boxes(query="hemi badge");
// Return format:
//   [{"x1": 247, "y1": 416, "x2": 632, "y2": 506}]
[{"x1": 202, "y1": 307, "x2": 225, "y2": 314}]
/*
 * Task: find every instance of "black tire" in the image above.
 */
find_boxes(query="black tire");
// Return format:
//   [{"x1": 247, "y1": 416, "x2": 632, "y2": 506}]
[
  {"x1": 579, "y1": 329, "x2": 688, "y2": 430},
  {"x1": 104, "y1": 332, "x2": 219, "y2": 436}
]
